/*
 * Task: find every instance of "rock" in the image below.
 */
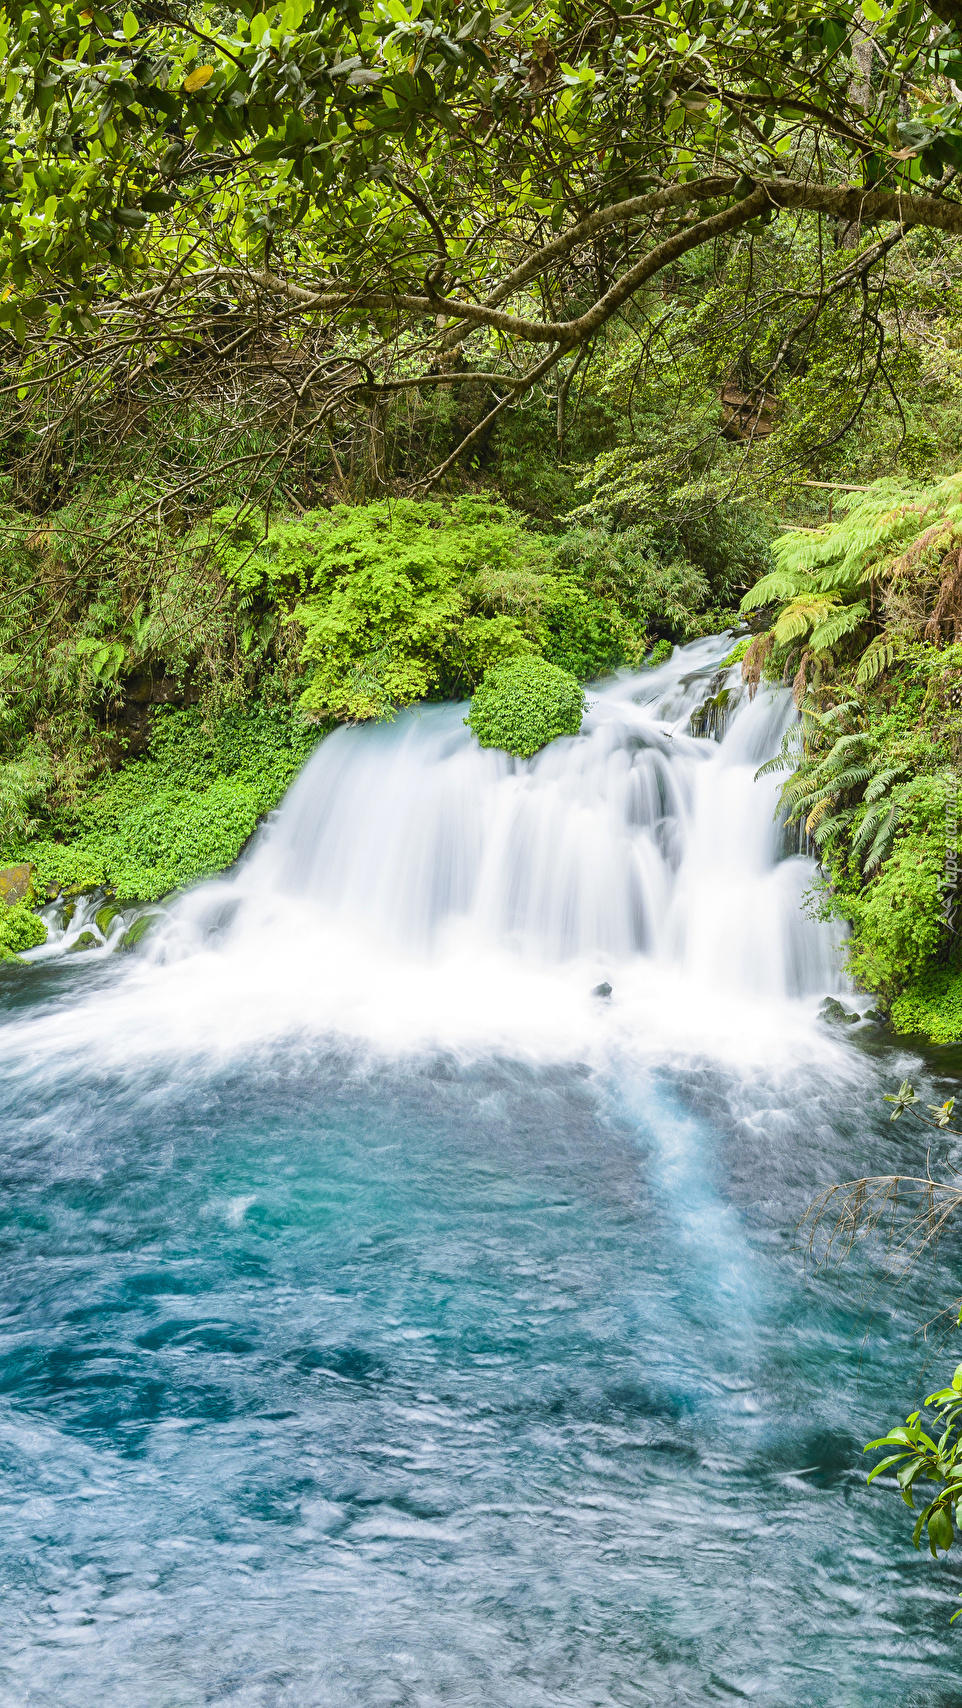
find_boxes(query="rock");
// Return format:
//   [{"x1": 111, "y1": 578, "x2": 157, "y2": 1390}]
[
  {"x1": 67, "y1": 931, "x2": 99, "y2": 953},
  {"x1": 94, "y1": 903, "x2": 122, "y2": 937},
  {"x1": 121, "y1": 912, "x2": 157, "y2": 952},
  {"x1": 0, "y1": 863, "x2": 33, "y2": 907},
  {"x1": 819, "y1": 997, "x2": 860, "y2": 1025},
  {"x1": 592, "y1": 981, "x2": 613, "y2": 999}
]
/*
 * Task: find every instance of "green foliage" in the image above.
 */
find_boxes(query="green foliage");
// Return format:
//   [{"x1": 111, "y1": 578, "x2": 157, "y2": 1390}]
[
  {"x1": 0, "y1": 899, "x2": 46, "y2": 960},
  {"x1": 4, "y1": 704, "x2": 317, "y2": 903},
  {"x1": 219, "y1": 501, "x2": 710, "y2": 725},
  {"x1": 291, "y1": 499, "x2": 545, "y2": 719},
  {"x1": 720, "y1": 636, "x2": 753, "y2": 668},
  {"x1": 741, "y1": 472, "x2": 962, "y2": 676},
  {"x1": 890, "y1": 969, "x2": 962, "y2": 1044},
  {"x1": 744, "y1": 477, "x2": 962, "y2": 1034},
  {"x1": 466, "y1": 655, "x2": 586, "y2": 760},
  {"x1": 866, "y1": 1362, "x2": 962, "y2": 1575}
]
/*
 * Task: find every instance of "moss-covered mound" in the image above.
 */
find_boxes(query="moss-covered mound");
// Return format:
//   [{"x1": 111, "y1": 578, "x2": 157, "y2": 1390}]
[{"x1": 466, "y1": 655, "x2": 586, "y2": 759}]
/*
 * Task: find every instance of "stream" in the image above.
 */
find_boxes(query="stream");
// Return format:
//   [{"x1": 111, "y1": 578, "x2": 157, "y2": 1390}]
[{"x1": 0, "y1": 636, "x2": 959, "y2": 1705}]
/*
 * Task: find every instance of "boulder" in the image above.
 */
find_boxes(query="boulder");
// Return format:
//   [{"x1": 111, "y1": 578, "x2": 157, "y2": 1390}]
[
  {"x1": 0, "y1": 864, "x2": 33, "y2": 907},
  {"x1": 95, "y1": 903, "x2": 122, "y2": 937},
  {"x1": 67, "y1": 931, "x2": 99, "y2": 953},
  {"x1": 592, "y1": 981, "x2": 613, "y2": 999},
  {"x1": 121, "y1": 912, "x2": 157, "y2": 952}
]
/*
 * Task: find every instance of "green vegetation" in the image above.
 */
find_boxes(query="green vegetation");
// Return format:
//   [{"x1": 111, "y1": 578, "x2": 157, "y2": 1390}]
[
  {"x1": 3, "y1": 705, "x2": 318, "y2": 904},
  {"x1": 0, "y1": 899, "x2": 46, "y2": 960},
  {"x1": 0, "y1": 492, "x2": 741, "y2": 903},
  {"x1": 745, "y1": 478, "x2": 962, "y2": 1042},
  {"x1": 867, "y1": 1359, "x2": 962, "y2": 1577},
  {"x1": 466, "y1": 655, "x2": 586, "y2": 759},
  {"x1": 11, "y1": 0, "x2": 962, "y2": 1631}
]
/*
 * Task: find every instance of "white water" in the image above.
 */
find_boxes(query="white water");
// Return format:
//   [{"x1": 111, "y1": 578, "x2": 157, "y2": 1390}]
[{"x1": 11, "y1": 635, "x2": 850, "y2": 1075}]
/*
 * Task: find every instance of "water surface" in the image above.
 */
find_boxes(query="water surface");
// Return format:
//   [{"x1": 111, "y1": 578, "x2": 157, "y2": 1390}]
[{"x1": 1, "y1": 642, "x2": 958, "y2": 1705}]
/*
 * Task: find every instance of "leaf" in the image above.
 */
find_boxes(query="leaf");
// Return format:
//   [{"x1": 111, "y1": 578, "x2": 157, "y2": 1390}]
[
  {"x1": 184, "y1": 65, "x2": 214, "y2": 93},
  {"x1": 929, "y1": 1505, "x2": 954, "y2": 1555},
  {"x1": 122, "y1": 9, "x2": 138, "y2": 38}
]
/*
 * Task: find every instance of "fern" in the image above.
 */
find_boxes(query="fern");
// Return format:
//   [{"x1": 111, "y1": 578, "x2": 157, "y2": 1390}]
[
  {"x1": 863, "y1": 766, "x2": 902, "y2": 803},
  {"x1": 855, "y1": 640, "x2": 896, "y2": 685},
  {"x1": 740, "y1": 568, "x2": 813, "y2": 610},
  {"x1": 864, "y1": 806, "x2": 900, "y2": 871},
  {"x1": 808, "y1": 601, "x2": 870, "y2": 652}
]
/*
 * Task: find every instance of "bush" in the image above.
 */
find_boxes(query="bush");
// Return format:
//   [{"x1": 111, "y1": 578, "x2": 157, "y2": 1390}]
[
  {"x1": 466, "y1": 655, "x2": 586, "y2": 758},
  {"x1": 890, "y1": 968, "x2": 962, "y2": 1044},
  {"x1": 0, "y1": 900, "x2": 46, "y2": 959}
]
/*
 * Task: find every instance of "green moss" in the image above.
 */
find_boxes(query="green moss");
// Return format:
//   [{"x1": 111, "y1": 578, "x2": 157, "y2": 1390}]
[
  {"x1": 0, "y1": 900, "x2": 46, "y2": 959},
  {"x1": 466, "y1": 655, "x2": 586, "y2": 758},
  {"x1": 891, "y1": 968, "x2": 962, "y2": 1044}
]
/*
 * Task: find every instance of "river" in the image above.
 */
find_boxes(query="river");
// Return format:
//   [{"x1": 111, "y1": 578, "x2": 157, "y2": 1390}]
[{"x1": 0, "y1": 637, "x2": 958, "y2": 1704}]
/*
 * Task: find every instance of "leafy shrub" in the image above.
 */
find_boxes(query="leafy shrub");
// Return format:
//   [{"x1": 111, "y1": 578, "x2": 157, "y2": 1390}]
[
  {"x1": 890, "y1": 968, "x2": 962, "y2": 1044},
  {"x1": 720, "y1": 636, "x2": 753, "y2": 667},
  {"x1": 0, "y1": 900, "x2": 46, "y2": 959},
  {"x1": 466, "y1": 655, "x2": 586, "y2": 758}
]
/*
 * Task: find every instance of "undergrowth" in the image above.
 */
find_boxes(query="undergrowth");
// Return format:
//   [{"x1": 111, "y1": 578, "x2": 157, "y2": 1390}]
[{"x1": 1, "y1": 704, "x2": 319, "y2": 902}]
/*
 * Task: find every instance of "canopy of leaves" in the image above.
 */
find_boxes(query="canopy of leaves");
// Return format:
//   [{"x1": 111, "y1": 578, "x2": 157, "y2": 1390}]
[{"x1": 7, "y1": 0, "x2": 962, "y2": 522}]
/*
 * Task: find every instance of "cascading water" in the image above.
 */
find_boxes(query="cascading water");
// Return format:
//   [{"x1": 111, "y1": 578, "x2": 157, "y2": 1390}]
[
  {"x1": 0, "y1": 635, "x2": 957, "y2": 1706},
  {"x1": 175, "y1": 633, "x2": 840, "y2": 993}
]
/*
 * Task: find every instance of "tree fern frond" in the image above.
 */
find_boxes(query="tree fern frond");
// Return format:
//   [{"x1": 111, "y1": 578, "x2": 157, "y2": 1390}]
[
  {"x1": 740, "y1": 569, "x2": 813, "y2": 612},
  {"x1": 804, "y1": 795, "x2": 834, "y2": 832},
  {"x1": 809, "y1": 601, "x2": 870, "y2": 652},
  {"x1": 828, "y1": 764, "x2": 873, "y2": 790},
  {"x1": 864, "y1": 807, "x2": 900, "y2": 871},
  {"x1": 855, "y1": 641, "x2": 896, "y2": 685},
  {"x1": 774, "y1": 599, "x2": 837, "y2": 645},
  {"x1": 863, "y1": 766, "x2": 901, "y2": 803},
  {"x1": 812, "y1": 810, "x2": 855, "y2": 845},
  {"x1": 851, "y1": 801, "x2": 888, "y2": 860}
]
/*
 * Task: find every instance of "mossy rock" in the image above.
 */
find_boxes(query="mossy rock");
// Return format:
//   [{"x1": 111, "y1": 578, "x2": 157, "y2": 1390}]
[
  {"x1": 95, "y1": 903, "x2": 122, "y2": 937},
  {"x1": 67, "y1": 930, "x2": 99, "y2": 953},
  {"x1": 121, "y1": 911, "x2": 160, "y2": 952},
  {"x1": 0, "y1": 863, "x2": 34, "y2": 907},
  {"x1": 465, "y1": 654, "x2": 586, "y2": 759}
]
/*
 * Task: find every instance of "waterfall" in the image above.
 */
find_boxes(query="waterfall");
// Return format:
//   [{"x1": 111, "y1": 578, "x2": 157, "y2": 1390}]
[{"x1": 11, "y1": 634, "x2": 845, "y2": 1072}]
